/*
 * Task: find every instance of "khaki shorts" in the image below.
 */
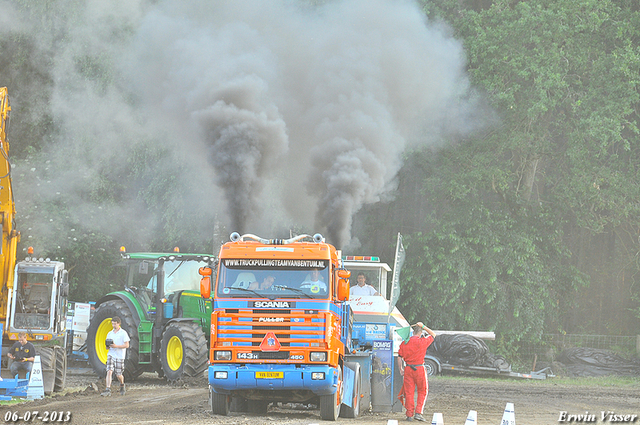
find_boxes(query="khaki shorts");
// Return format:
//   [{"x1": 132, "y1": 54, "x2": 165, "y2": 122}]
[{"x1": 106, "y1": 356, "x2": 125, "y2": 376}]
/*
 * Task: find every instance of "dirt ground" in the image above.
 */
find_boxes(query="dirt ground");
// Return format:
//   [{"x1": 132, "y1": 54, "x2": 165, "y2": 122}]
[{"x1": 4, "y1": 367, "x2": 640, "y2": 425}]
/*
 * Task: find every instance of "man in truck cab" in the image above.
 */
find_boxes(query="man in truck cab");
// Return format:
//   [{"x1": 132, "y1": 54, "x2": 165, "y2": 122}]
[
  {"x1": 7, "y1": 332, "x2": 36, "y2": 378},
  {"x1": 249, "y1": 275, "x2": 276, "y2": 291},
  {"x1": 350, "y1": 272, "x2": 380, "y2": 296},
  {"x1": 300, "y1": 268, "x2": 327, "y2": 292}
]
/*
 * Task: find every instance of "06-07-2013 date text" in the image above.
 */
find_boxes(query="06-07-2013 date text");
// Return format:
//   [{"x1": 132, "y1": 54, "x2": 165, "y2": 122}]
[{"x1": 4, "y1": 411, "x2": 71, "y2": 423}]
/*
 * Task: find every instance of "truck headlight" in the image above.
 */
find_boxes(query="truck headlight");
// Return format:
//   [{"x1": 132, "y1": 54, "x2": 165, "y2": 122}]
[
  {"x1": 310, "y1": 352, "x2": 327, "y2": 362},
  {"x1": 214, "y1": 351, "x2": 232, "y2": 361},
  {"x1": 214, "y1": 371, "x2": 228, "y2": 379}
]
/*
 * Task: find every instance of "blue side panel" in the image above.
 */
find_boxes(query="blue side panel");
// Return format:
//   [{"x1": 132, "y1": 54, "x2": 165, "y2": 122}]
[
  {"x1": 340, "y1": 303, "x2": 354, "y2": 353},
  {"x1": 352, "y1": 322, "x2": 389, "y2": 347},
  {"x1": 342, "y1": 365, "x2": 355, "y2": 408},
  {"x1": 371, "y1": 340, "x2": 395, "y2": 412},
  {"x1": 352, "y1": 323, "x2": 366, "y2": 343}
]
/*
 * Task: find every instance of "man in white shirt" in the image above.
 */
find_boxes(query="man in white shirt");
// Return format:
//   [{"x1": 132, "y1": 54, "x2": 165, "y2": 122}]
[
  {"x1": 350, "y1": 272, "x2": 380, "y2": 296},
  {"x1": 101, "y1": 316, "x2": 130, "y2": 396}
]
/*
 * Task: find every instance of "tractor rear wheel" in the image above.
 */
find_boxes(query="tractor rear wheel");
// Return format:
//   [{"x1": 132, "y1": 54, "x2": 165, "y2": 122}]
[
  {"x1": 160, "y1": 321, "x2": 208, "y2": 381},
  {"x1": 86, "y1": 299, "x2": 143, "y2": 381}
]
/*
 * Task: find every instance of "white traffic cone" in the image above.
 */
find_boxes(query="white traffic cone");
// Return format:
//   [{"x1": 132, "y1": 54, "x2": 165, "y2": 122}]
[
  {"x1": 500, "y1": 402, "x2": 515, "y2": 425},
  {"x1": 465, "y1": 410, "x2": 477, "y2": 425},
  {"x1": 26, "y1": 355, "x2": 45, "y2": 400},
  {"x1": 431, "y1": 412, "x2": 444, "y2": 425}
]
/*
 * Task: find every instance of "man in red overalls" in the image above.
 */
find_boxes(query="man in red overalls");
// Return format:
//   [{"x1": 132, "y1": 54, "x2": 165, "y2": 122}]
[{"x1": 397, "y1": 322, "x2": 436, "y2": 422}]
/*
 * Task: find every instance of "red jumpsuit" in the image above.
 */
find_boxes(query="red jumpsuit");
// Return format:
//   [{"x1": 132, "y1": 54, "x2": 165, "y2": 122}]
[{"x1": 398, "y1": 334, "x2": 435, "y2": 418}]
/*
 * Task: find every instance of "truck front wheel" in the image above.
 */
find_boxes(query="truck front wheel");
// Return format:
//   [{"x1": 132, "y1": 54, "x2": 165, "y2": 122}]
[
  {"x1": 230, "y1": 396, "x2": 248, "y2": 412},
  {"x1": 210, "y1": 388, "x2": 230, "y2": 416},
  {"x1": 320, "y1": 365, "x2": 342, "y2": 421},
  {"x1": 160, "y1": 321, "x2": 208, "y2": 381}
]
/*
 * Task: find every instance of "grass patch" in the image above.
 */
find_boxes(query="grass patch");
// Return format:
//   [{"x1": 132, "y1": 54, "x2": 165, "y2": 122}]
[
  {"x1": 0, "y1": 398, "x2": 26, "y2": 406},
  {"x1": 431, "y1": 374, "x2": 640, "y2": 387},
  {"x1": 544, "y1": 375, "x2": 640, "y2": 387}
]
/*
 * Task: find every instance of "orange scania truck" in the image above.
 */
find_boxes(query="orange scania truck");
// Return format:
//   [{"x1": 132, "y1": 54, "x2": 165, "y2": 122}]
[{"x1": 199, "y1": 232, "x2": 410, "y2": 420}]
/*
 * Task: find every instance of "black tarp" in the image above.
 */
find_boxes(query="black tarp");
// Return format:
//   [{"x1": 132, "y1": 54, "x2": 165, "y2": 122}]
[
  {"x1": 427, "y1": 334, "x2": 510, "y2": 371},
  {"x1": 556, "y1": 347, "x2": 640, "y2": 377}
]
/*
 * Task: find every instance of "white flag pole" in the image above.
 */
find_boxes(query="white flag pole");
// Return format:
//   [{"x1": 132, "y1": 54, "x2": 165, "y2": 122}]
[{"x1": 388, "y1": 233, "x2": 405, "y2": 322}]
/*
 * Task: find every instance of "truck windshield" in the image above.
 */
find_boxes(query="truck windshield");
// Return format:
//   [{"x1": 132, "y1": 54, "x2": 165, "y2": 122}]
[{"x1": 217, "y1": 260, "x2": 330, "y2": 299}]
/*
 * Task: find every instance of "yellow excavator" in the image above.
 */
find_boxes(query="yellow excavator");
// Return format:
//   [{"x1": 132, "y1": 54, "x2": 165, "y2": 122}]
[{"x1": 0, "y1": 87, "x2": 69, "y2": 394}]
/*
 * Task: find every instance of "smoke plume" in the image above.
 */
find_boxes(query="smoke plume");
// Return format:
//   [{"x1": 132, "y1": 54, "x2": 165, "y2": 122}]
[{"x1": 3, "y1": 0, "x2": 476, "y2": 250}]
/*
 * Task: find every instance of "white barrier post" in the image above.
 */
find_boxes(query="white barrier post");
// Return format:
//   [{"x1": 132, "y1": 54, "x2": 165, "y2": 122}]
[
  {"x1": 465, "y1": 410, "x2": 477, "y2": 425},
  {"x1": 500, "y1": 402, "x2": 515, "y2": 425},
  {"x1": 431, "y1": 412, "x2": 444, "y2": 425},
  {"x1": 26, "y1": 355, "x2": 45, "y2": 400}
]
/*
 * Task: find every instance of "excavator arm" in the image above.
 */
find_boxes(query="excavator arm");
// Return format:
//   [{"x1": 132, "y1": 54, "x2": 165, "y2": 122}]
[{"x1": 0, "y1": 87, "x2": 20, "y2": 327}]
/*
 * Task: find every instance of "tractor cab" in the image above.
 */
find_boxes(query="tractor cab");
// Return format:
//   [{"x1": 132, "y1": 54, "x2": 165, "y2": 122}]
[{"x1": 120, "y1": 253, "x2": 209, "y2": 320}]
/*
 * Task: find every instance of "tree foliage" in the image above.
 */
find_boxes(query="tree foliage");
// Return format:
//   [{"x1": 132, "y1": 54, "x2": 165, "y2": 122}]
[
  {"x1": 397, "y1": 202, "x2": 584, "y2": 343},
  {"x1": 378, "y1": 0, "x2": 640, "y2": 337}
]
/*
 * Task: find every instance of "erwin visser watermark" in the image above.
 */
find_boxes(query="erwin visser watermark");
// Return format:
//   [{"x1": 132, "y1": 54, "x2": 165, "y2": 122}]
[{"x1": 558, "y1": 411, "x2": 638, "y2": 423}]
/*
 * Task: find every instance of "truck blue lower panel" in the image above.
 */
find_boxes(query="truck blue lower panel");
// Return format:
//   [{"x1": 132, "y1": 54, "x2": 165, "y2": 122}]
[{"x1": 209, "y1": 364, "x2": 339, "y2": 396}]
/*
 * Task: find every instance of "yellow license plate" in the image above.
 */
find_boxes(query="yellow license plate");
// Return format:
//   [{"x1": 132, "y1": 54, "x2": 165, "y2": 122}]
[{"x1": 255, "y1": 371, "x2": 284, "y2": 379}]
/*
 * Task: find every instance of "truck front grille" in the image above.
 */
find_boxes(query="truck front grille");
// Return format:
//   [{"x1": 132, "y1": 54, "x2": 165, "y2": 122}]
[
  {"x1": 215, "y1": 310, "x2": 328, "y2": 349},
  {"x1": 254, "y1": 351, "x2": 290, "y2": 360}
]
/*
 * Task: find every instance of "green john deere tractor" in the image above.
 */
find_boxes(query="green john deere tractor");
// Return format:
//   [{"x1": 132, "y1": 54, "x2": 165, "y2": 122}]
[{"x1": 86, "y1": 251, "x2": 214, "y2": 381}]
